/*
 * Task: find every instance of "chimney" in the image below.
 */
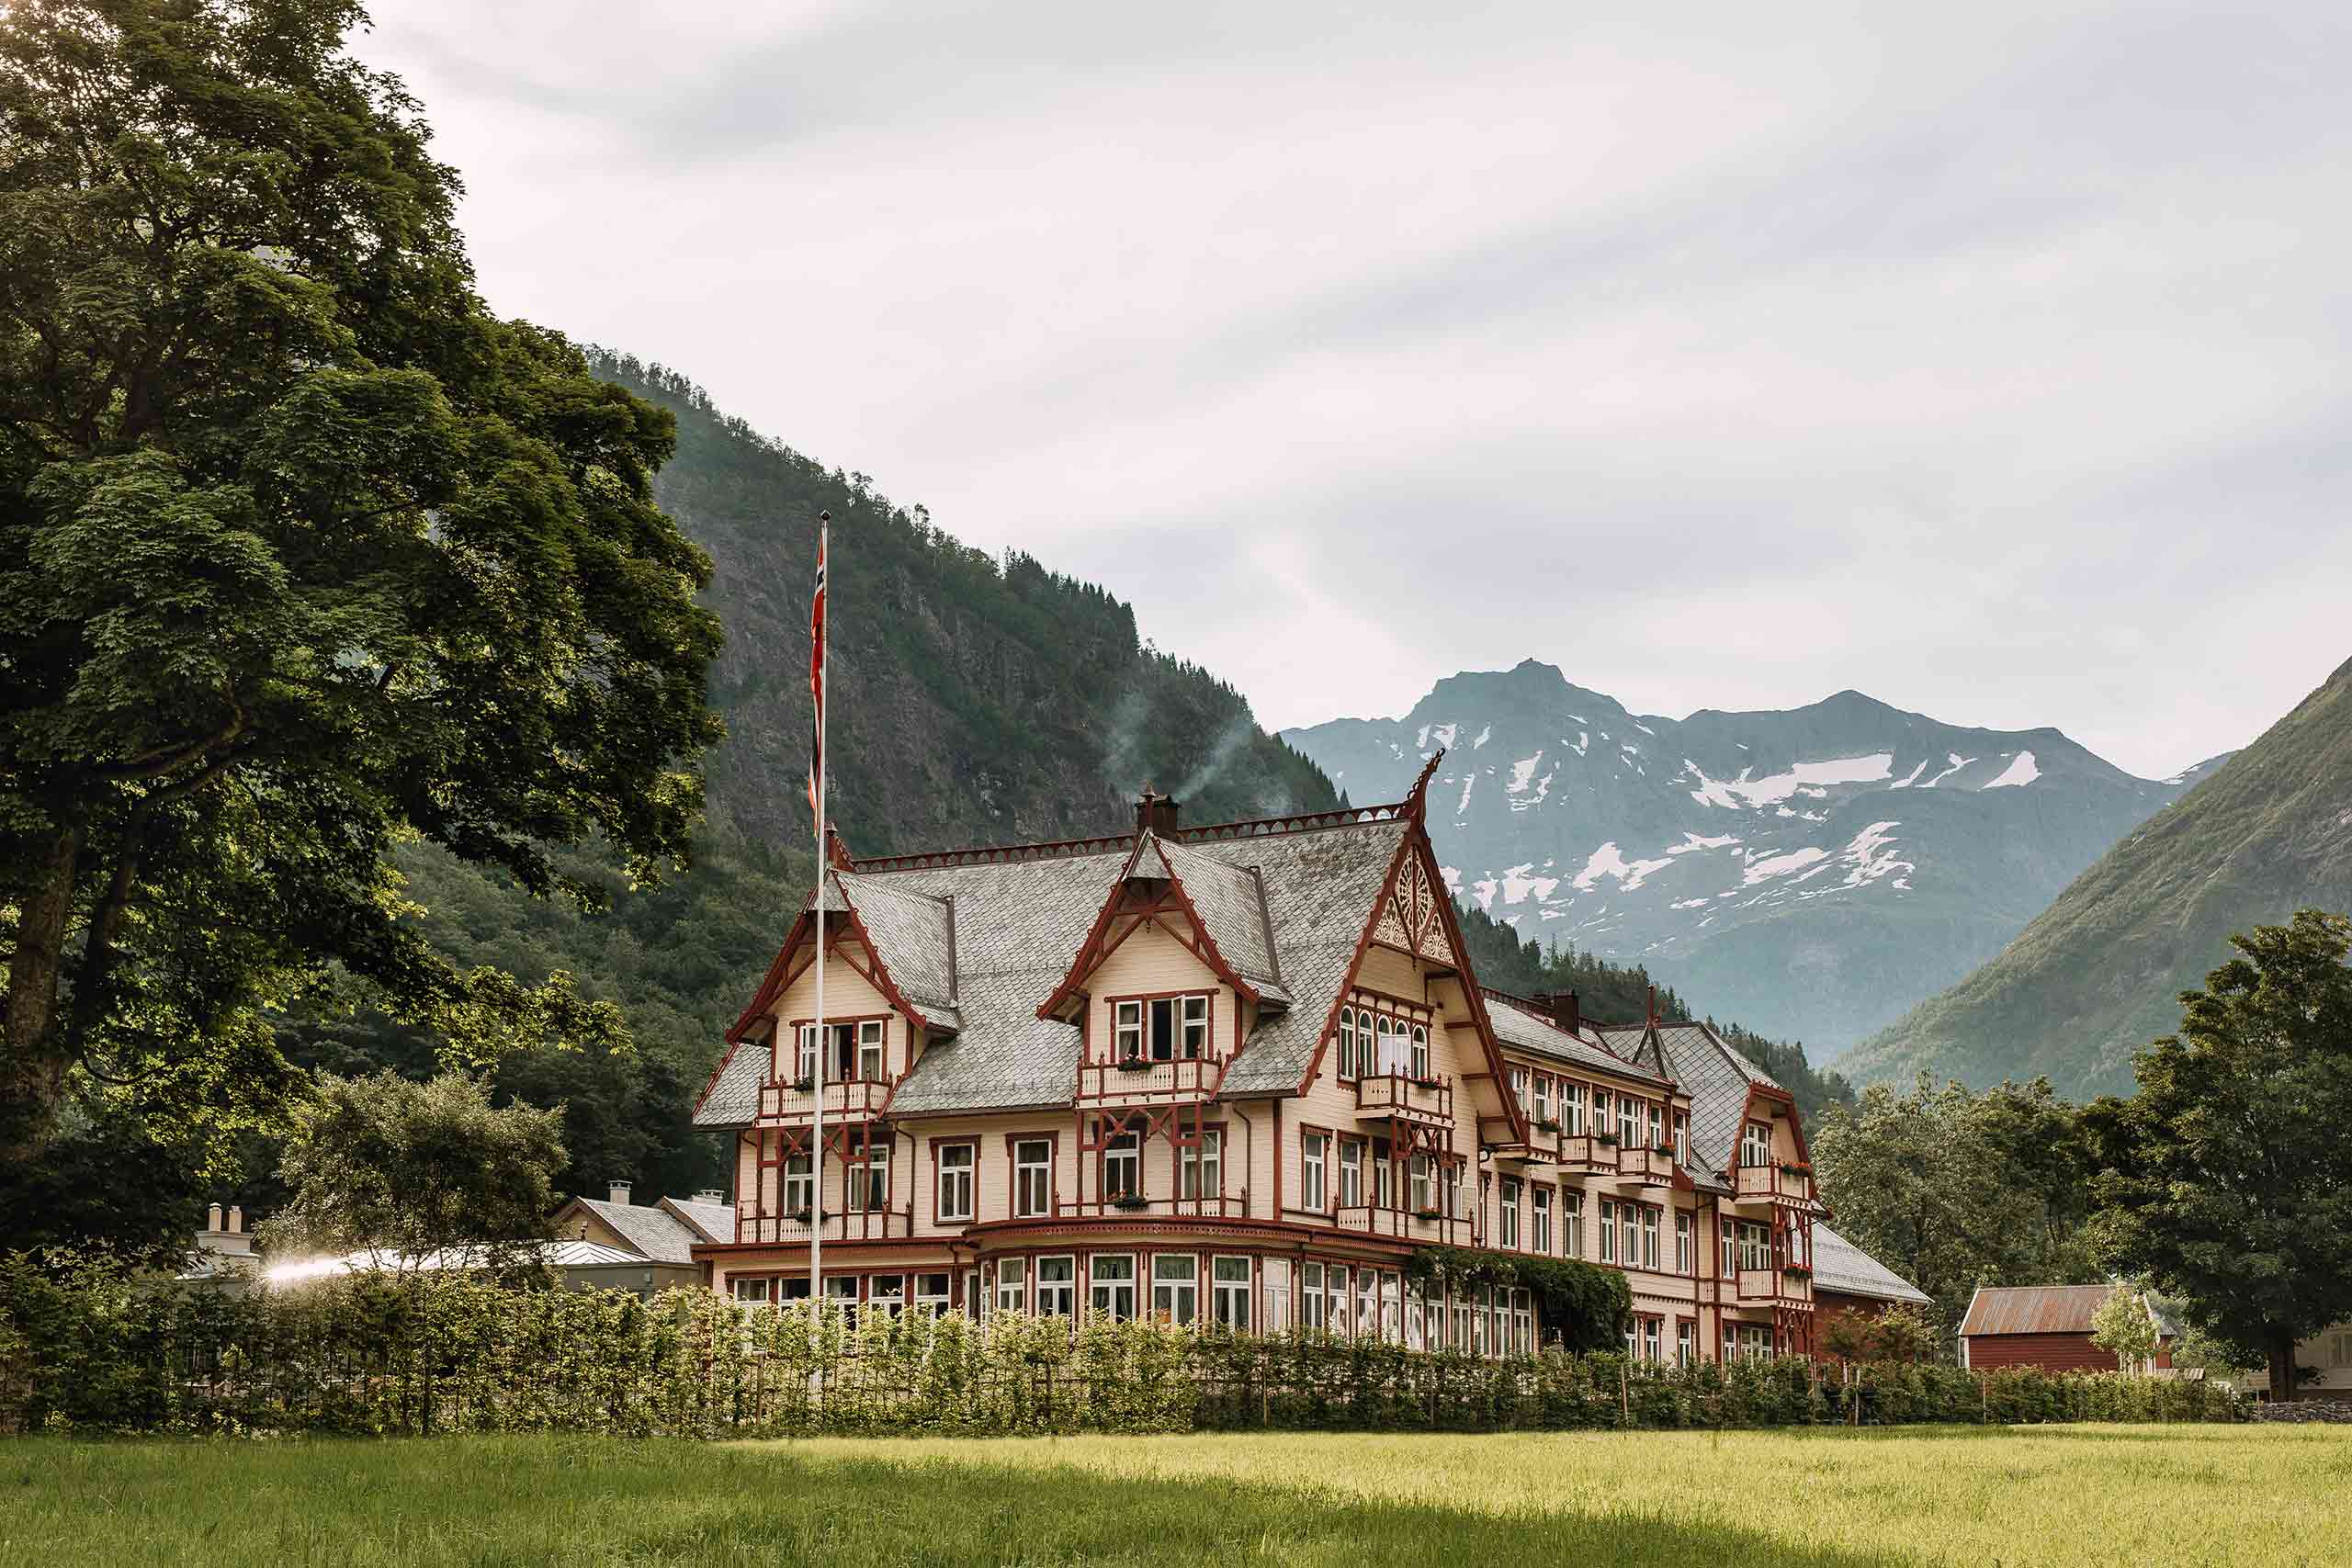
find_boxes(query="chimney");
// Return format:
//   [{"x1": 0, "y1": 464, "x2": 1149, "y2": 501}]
[
  {"x1": 693, "y1": 1189, "x2": 724, "y2": 1207},
  {"x1": 608, "y1": 1179, "x2": 633, "y2": 1207},
  {"x1": 1135, "y1": 786, "x2": 1181, "y2": 837},
  {"x1": 1535, "y1": 991, "x2": 1581, "y2": 1035},
  {"x1": 228, "y1": 1205, "x2": 243, "y2": 1234},
  {"x1": 207, "y1": 1202, "x2": 224, "y2": 1234}
]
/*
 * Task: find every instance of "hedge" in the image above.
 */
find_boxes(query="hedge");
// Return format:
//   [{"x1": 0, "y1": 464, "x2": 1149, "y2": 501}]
[{"x1": 0, "y1": 1255, "x2": 2244, "y2": 1438}]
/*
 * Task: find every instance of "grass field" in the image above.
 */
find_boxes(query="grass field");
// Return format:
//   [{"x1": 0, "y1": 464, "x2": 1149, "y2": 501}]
[{"x1": 3, "y1": 1426, "x2": 2342, "y2": 1566}]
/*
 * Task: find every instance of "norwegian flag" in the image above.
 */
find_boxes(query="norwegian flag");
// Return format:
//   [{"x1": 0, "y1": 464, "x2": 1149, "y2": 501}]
[{"x1": 808, "y1": 514, "x2": 828, "y2": 815}]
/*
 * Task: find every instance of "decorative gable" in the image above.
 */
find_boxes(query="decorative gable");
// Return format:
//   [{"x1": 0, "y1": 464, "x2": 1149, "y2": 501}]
[{"x1": 1375, "y1": 848, "x2": 1456, "y2": 968}]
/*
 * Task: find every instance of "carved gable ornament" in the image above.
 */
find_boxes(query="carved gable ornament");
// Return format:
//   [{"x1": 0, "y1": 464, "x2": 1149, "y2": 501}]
[{"x1": 1376, "y1": 851, "x2": 1456, "y2": 967}]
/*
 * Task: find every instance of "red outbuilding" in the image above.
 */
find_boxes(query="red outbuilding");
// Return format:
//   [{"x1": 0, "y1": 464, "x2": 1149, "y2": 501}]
[{"x1": 1957, "y1": 1284, "x2": 2176, "y2": 1373}]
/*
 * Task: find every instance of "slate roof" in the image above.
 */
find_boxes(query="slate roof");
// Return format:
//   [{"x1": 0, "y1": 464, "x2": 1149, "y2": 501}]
[
  {"x1": 695, "y1": 807, "x2": 1413, "y2": 1127},
  {"x1": 837, "y1": 871, "x2": 961, "y2": 1027},
  {"x1": 1597, "y1": 1021, "x2": 1779, "y2": 1189},
  {"x1": 571, "y1": 1197, "x2": 709, "y2": 1266},
  {"x1": 1811, "y1": 1223, "x2": 1931, "y2": 1305},
  {"x1": 662, "y1": 1198, "x2": 735, "y2": 1245},
  {"x1": 1483, "y1": 992, "x2": 1670, "y2": 1087},
  {"x1": 1959, "y1": 1284, "x2": 2126, "y2": 1338}
]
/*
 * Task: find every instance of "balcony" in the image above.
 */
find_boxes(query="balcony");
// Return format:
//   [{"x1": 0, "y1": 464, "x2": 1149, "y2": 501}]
[
  {"x1": 1736, "y1": 1265, "x2": 1815, "y2": 1305},
  {"x1": 755, "y1": 1077, "x2": 895, "y2": 1124},
  {"x1": 1353, "y1": 1073, "x2": 1453, "y2": 1132},
  {"x1": 1732, "y1": 1162, "x2": 1815, "y2": 1208},
  {"x1": 1077, "y1": 1055, "x2": 1222, "y2": 1106},
  {"x1": 1064, "y1": 1193, "x2": 1250, "y2": 1220},
  {"x1": 1333, "y1": 1203, "x2": 1476, "y2": 1247},
  {"x1": 1612, "y1": 1143, "x2": 1678, "y2": 1188},
  {"x1": 732, "y1": 1202, "x2": 915, "y2": 1246},
  {"x1": 1540, "y1": 1130, "x2": 1615, "y2": 1174}
]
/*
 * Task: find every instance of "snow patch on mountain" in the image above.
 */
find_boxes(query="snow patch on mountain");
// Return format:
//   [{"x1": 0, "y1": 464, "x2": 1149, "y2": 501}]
[
  {"x1": 1573, "y1": 842, "x2": 1674, "y2": 893},
  {"x1": 1921, "y1": 753, "x2": 1974, "y2": 788},
  {"x1": 1889, "y1": 758, "x2": 1928, "y2": 788},
  {"x1": 1473, "y1": 724, "x2": 1491, "y2": 749},
  {"x1": 1742, "y1": 846, "x2": 1831, "y2": 885},
  {"x1": 1685, "y1": 753, "x2": 1895, "y2": 810},
  {"x1": 1983, "y1": 750, "x2": 2040, "y2": 788},
  {"x1": 1670, "y1": 832, "x2": 1742, "y2": 855},
  {"x1": 1839, "y1": 821, "x2": 1915, "y2": 887}
]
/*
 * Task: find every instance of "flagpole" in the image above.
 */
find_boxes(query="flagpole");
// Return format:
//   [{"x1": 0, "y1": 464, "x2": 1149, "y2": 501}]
[{"x1": 809, "y1": 510, "x2": 829, "y2": 1317}]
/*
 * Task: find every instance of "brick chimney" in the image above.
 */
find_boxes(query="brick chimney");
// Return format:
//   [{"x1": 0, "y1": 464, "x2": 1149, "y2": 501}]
[
  {"x1": 1534, "y1": 990, "x2": 1581, "y2": 1035},
  {"x1": 608, "y1": 1179, "x2": 633, "y2": 1207},
  {"x1": 1136, "y1": 787, "x2": 1181, "y2": 837}
]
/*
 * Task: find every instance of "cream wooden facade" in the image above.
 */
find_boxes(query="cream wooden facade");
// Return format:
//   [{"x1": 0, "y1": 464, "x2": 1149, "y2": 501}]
[{"x1": 692, "y1": 776, "x2": 1832, "y2": 1359}]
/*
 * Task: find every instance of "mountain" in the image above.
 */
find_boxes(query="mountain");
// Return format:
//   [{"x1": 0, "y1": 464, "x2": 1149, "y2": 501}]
[
  {"x1": 1283, "y1": 660, "x2": 2218, "y2": 1053},
  {"x1": 1843, "y1": 655, "x2": 2352, "y2": 1096}
]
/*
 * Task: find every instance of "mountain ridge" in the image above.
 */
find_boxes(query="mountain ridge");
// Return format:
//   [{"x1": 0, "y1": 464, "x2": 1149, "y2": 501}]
[
  {"x1": 1840, "y1": 652, "x2": 2352, "y2": 1095},
  {"x1": 1283, "y1": 660, "x2": 2219, "y2": 1053}
]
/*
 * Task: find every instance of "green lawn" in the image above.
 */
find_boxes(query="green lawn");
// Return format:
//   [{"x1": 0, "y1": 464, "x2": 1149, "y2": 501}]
[{"x1": 2, "y1": 1427, "x2": 2342, "y2": 1566}]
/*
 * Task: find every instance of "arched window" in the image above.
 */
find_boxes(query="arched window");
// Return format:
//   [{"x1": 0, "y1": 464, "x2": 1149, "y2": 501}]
[
  {"x1": 1337, "y1": 1007, "x2": 1357, "y2": 1077},
  {"x1": 1410, "y1": 1024, "x2": 1430, "y2": 1080}
]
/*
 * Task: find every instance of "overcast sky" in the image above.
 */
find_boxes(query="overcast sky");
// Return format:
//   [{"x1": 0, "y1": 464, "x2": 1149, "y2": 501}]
[{"x1": 358, "y1": 2, "x2": 2350, "y2": 779}]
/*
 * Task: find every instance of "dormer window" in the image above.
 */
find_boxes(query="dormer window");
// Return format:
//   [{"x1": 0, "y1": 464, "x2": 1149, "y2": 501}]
[
  {"x1": 1112, "y1": 994, "x2": 1210, "y2": 1062},
  {"x1": 1741, "y1": 1121, "x2": 1772, "y2": 1168}
]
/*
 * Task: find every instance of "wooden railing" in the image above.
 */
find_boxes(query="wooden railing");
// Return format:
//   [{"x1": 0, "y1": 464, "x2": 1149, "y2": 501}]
[
  {"x1": 1614, "y1": 1144, "x2": 1678, "y2": 1186},
  {"x1": 1064, "y1": 1193, "x2": 1250, "y2": 1219},
  {"x1": 756, "y1": 1077, "x2": 895, "y2": 1123},
  {"x1": 1736, "y1": 1265, "x2": 1815, "y2": 1305},
  {"x1": 1353, "y1": 1073, "x2": 1453, "y2": 1129},
  {"x1": 1332, "y1": 1204, "x2": 1476, "y2": 1247},
  {"x1": 1532, "y1": 1129, "x2": 1614, "y2": 1171},
  {"x1": 733, "y1": 1202, "x2": 915, "y2": 1245},
  {"x1": 1733, "y1": 1163, "x2": 1815, "y2": 1205},
  {"x1": 1077, "y1": 1056, "x2": 1222, "y2": 1103}
]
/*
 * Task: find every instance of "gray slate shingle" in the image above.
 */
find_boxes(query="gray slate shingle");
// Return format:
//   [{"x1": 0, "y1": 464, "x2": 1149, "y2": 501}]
[{"x1": 695, "y1": 813, "x2": 1410, "y2": 1126}]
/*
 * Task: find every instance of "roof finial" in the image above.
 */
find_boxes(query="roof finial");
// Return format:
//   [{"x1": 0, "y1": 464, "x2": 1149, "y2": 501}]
[
  {"x1": 1645, "y1": 983, "x2": 1658, "y2": 1026},
  {"x1": 1405, "y1": 749, "x2": 1445, "y2": 825}
]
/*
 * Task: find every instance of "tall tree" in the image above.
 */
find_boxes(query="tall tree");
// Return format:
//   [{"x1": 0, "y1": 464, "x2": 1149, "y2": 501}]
[
  {"x1": 2086, "y1": 910, "x2": 2352, "y2": 1398},
  {"x1": 0, "y1": 1, "x2": 722, "y2": 1166}
]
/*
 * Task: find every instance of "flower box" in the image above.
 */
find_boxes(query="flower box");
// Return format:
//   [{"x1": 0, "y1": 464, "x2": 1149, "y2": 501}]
[
  {"x1": 1411, "y1": 1207, "x2": 1442, "y2": 1221},
  {"x1": 1782, "y1": 1265, "x2": 1814, "y2": 1279},
  {"x1": 1596, "y1": 1133, "x2": 1620, "y2": 1146},
  {"x1": 1536, "y1": 1117, "x2": 1562, "y2": 1133},
  {"x1": 1114, "y1": 1056, "x2": 1153, "y2": 1074},
  {"x1": 790, "y1": 1077, "x2": 814, "y2": 1092},
  {"x1": 1654, "y1": 1142, "x2": 1677, "y2": 1156},
  {"x1": 1111, "y1": 1195, "x2": 1151, "y2": 1212}
]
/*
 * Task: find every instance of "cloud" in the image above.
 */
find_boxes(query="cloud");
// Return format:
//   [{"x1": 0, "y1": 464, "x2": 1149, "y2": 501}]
[{"x1": 355, "y1": 0, "x2": 2352, "y2": 777}]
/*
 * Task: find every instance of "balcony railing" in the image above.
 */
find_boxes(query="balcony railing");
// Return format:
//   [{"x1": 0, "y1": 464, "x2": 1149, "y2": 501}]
[
  {"x1": 1736, "y1": 1265, "x2": 1815, "y2": 1305},
  {"x1": 1539, "y1": 1130, "x2": 1615, "y2": 1172},
  {"x1": 1333, "y1": 1203, "x2": 1476, "y2": 1247},
  {"x1": 1076, "y1": 1055, "x2": 1222, "y2": 1104},
  {"x1": 733, "y1": 1201, "x2": 915, "y2": 1245},
  {"x1": 1064, "y1": 1193, "x2": 1250, "y2": 1220},
  {"x1": 1613, "y1": 1144, "x2": 1678, "y2": 1186},
  {"x1": 755, "y1": 1077, "x2": 895, "y2": 1123},
  {"x1": 1353, "y1": 1073, "x2": 1453, "y2": 1130},
  {"x1": 1733, "y1": 1163, "x2": 1815, "y2": 1205}
]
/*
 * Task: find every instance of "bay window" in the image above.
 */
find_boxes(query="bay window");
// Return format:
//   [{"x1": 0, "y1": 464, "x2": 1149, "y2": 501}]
[
  {"x1": 1090, "y1": 1255, "x2": 1136, "y2": 1319},
  {"x1": 1212, "y1": 1257, "x2": 1250, "y2": 1329},
  {"x1": 1151, "y1": 1255, "x2": 1198, "y2": 1325},
  {"x1": 1035, "y1": 1256, "x2": 1076, "y2": 1316}
]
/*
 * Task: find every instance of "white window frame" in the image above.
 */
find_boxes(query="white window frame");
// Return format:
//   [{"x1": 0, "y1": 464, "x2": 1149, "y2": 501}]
[
  {"x1": 1091, "y1": 1254, "x2": 1136, "y2": 1319},
  {"x1": 1337, "y1": 1008, "x2": 1357, "y2": 1079},
  {"x1": 1565, "y1": 1082, "x2": 1586, "y2": 1136},
  {"x1": 1300, "y1": 1261, "x2": 1326, "y2": 1331},
  {"x1": 1302, "y1": 1133, "x2": 1329, "y2": 1212},
  {"x1": 1564, "y1": 1189, "x2": 1584, "y2": 1258},
  {"x1": 1103, "y1": 1130, "x2": 1142, "y2": 1201},
  {"x1": 935, "y1": 1142, "x2": 975, "y2": 1224},
  {"x1": 1181, "y1": 995, "x2": 1210, "y2": 1058},
  {"x1": 1151, "y1": 1254, "x2": 1199, "y2": 1325},
  {"x1": 1499, "y1": 1178, "x2": 1521, "y2": 1249},
  {"x1": 783, "y1": 1151, "x2": 814, "y2": 1216},
  {"x1": 857, "y1": 1019, "x2": 886, "y2": 1082},
  {"x1": 1675, "y1": 1212, "x2": 1693, "y2": 1274},
  {"x1": 1014, "y1": 1138, "x2": 1052, "y2": 1217},
  {"x1": 1114, "y1": 1000, "x2": 1144, "y2": 1060},
  {"x1": 1410, "y1": 1023, "x2": 1430, "y2": 1080},
  {"x1": 1035, "y1": 1255, "x2": 1076, "y2": 1317},
  {"x1": 1532, "y1": 1184, "x2": 1553, "y2": 1253},
  {"x1": 1742, "y1": 1121, "x2": 1773, "y2": 1168},
  {"x1": 913, "y1": 1271, "x2": 951, "y2": 1316},
  {"x1": 1339, "y1": 1139, "x2": 1363, "y2": 1207},
  {"x1": 1599, "y1": 1198, "x2": 1617, "y2": 1263},
  {"x1": 731, "y1": 1276, "x2": 772, "y2": 1306},
  {"x1": 995, "y1": 1257, "x2": 1028, "y2": 1316},
  {"x1": 1212, "y1": 1256, "x2": 1250, "y2": 1330},
  {"x1": 1180, "y1": 1128, "x2": 1222, "y2": 1201}
]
